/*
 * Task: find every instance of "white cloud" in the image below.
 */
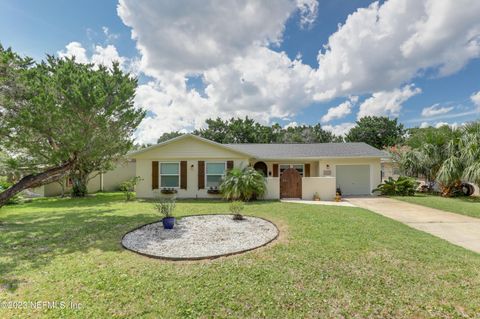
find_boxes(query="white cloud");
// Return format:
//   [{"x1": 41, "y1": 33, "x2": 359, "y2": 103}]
[
  {"x1": 111, "y1": 0, "x2": 480, "y2": 143},
  {"x1": 58, "y1": 42, "x2": 89, "y2": 64},
  {"x1": 420, "y1": 121, "x2": 430, "y2": 128},
  {"x1": 118, "y1": 0, "x2": 317, "y2": 75},
  {"x1": 321, "y1": 96, "x2": 357, "y2": 123},
  {"x1": 421, "y1": 104, "x2": 454, "y2": 117},
  {"x1": 296, "y1": 0, "x2": 319, "y2": 29},
  {"x1": 434, "y1": 122, "x2": 462, "y2": 129},
  {"x1": 284, "y1": 121, "x2": 299, "y2": 129},
  {"x1": 323, "y1": 122, "x2": 355, "y2": 136},
  {"x1": 58, "y1": 42, "x2": 126, "y2": 69},
  {"x1": 310, "y1": 0, "x2": 480, "y2": 97},
  {"x1": 357, "y1": 85, "x2": 421, "y2": 119},
  {"x1": 471, "y1": 91, "x2": 480, "y2": 108}
]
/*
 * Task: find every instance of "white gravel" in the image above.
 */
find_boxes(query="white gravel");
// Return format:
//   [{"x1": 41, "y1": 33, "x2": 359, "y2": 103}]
[{"x1": 122, "y1": 215, "x2": 278, "y2": 259}]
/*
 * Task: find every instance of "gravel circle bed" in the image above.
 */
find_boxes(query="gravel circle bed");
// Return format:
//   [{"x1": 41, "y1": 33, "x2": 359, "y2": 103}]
[{"x1": 122, "y1": 215, "x2": 279, "y2": 260}]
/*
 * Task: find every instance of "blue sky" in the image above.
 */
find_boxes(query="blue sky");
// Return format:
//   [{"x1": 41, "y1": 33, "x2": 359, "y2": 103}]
[{"x1": 1, "y1": 0, "x2": 479, "y2": 143}]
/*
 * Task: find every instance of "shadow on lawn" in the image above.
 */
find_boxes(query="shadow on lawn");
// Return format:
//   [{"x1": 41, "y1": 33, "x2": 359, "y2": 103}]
[{"x1": 0, "y1": 204, "x2": 155, "y2": 292}]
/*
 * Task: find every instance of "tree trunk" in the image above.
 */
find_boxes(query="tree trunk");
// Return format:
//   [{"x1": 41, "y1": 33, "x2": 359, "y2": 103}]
[
  {"x1": 0, "y1": 162, "x2": 73, "y2": 208},
  {"x1": 70, "y1": 171, "x2": 89, "y2": 197}
]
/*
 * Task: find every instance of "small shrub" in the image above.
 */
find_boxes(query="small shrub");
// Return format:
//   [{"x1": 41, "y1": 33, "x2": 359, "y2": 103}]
[
  {"x1": 154, "y1": 197, "x2": 176, "y2": 219},
  {"x1": 373, "y1": 176, "x2": 419, "y2": 196},
  {"x1": 119, "y1": 176, "x2": 143, "y2": 201},
  {"x1": 230, "y1": 201, "x2": 245, "y2": 220},
  {"x1": 0, "y1": 180, "x2": 21, "y2": 205}
]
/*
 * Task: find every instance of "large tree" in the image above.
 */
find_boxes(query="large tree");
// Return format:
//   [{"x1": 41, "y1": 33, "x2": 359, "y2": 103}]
[
  {"x1": 0, "y1": 46, "x2": 145, "y2": 205},
  {"x1": 345, "y1": 116, "x2": 405, "y2": 149}
]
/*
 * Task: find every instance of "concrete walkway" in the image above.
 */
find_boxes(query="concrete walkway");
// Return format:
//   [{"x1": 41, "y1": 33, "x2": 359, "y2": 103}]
[{"x1": 346, "y1": 197, "x2": 480, "y2": 254}]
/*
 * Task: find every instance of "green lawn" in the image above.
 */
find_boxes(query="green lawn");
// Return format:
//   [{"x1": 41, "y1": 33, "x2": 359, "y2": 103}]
[
  {"x1": 394, "y1": 194, "x2": 480, "y2": 219},
  {"x1": 1, "y1": 193, "x2": 480, "y2": 318}
]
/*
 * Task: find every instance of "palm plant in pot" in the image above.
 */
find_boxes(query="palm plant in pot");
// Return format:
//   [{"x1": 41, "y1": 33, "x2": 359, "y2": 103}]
[{"x1": 154, "y1": 197, "x2": 176, "y2": 229}]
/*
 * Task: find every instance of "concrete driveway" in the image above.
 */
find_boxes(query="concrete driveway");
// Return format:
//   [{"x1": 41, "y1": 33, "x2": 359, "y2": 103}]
[{"x1": 346, "y1": 196, "x2": 480, "y2": 254}]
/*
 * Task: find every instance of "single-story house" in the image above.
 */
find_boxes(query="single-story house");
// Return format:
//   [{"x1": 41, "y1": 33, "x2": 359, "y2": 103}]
[{"x1": 128, "y1": 134, "x2": 385, "y2": 201}]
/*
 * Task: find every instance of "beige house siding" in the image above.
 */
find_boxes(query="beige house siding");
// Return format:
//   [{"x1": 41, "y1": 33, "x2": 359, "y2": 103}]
[
  {"x1": 302, "y1": 177, "x2": 336, "y2": 200},
  {"x1": 131, "y1": 136, "x2": 251, "y2": 199},
  {"x1": 102, "y1": 160, "x2": 136, "y2": 191},
  {"x1": 265, "y1": 177, "x2": 280, "y2": 199}
]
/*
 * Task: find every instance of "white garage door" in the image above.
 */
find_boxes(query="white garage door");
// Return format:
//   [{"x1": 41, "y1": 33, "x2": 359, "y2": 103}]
[{"x1": 336, "y1": 165, "x2": 371, "y2": 195}]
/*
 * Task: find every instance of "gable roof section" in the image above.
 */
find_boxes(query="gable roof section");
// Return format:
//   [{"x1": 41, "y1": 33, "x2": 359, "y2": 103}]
[
  {"x1": 128, "y1": 134, "x2": 253, "y2": 158},
  {"x1": 225, "y1": 142, "x2": 386, "y2": 159}
]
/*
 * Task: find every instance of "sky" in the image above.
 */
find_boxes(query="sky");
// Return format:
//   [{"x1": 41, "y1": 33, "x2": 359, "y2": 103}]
[{"x1": 1, "y1": 0, "x2": 480, "y2": 143}]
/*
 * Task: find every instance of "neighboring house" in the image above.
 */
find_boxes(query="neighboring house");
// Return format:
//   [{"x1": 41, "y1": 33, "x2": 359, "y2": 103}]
[
  {"x1": 381, "y1": 152, "x2": 400, "y2": 182},
  {"x1": 129, "y1": 134, "x2": 385, "y2": 200},
  {"x1": 30, "y1": 160, "x2": 136, "y2": 196}
]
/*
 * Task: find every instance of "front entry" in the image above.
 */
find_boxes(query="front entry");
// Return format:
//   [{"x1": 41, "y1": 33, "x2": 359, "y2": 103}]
[{"x1": 280, "y1": 168, "x2": 302, "y2": 198}]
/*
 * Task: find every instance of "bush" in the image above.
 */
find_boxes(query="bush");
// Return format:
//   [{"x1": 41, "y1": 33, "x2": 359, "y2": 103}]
[
  {"x1": 220, "y1": 167, "x2": 266, "y2": 201},
  {"x1": 154, "y1": 197, "x2": 176, "y2": 219},
  {"x1": 119, "y1": 176, "x2": 143, "y2": 201},
  {"x1": 229, "y1": 201, "x2": 245, "y2": 220},
  {"x1": 373, "y1": 176, "x2": 419, "y2": 196},
  {"x1": 0, "y1": 180, "x2": 21, "y2": 205}
]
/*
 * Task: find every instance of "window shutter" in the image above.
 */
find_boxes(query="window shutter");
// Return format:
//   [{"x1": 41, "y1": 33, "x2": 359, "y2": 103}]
[
  {"x1": 305, "y1": 164, "x2": 310, "y2": 177},
  {"x1": 180, "y1": 161, "x2": 187, "y2": 189},
  {"x1": 226, "y1": 160, "x2": 234, "y2": 171},
  {"x1": 198, "y1": 161, "x2": 205, "y2": 189},
  {"x1": 273, "y1": 164, "x2": 279, "y2": 177},
  {"x1": 152, "y1": 161, "x2": 159, "y2": 189}
]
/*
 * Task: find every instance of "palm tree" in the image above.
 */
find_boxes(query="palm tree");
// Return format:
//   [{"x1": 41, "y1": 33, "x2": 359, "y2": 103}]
[
  {"x1": 220, "y1": 167, "x2": 266, "y2": 201},
  {"x1": 398, "y1": 122, "x2": 480, "y2": 196}
]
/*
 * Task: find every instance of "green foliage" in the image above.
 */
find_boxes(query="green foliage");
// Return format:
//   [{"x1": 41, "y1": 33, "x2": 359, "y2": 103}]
[
  {"x1": 157, "y1": 131, "x2": 184, "y2": 143},
  {"x1": 0, "y1": 45, "x2": 145, "y2": 199},
  {"x1": 373, "y1": 176, "x2": 419, "y2": 196},
  {"x1": 0, "y1": 181, "x2": 20, "y2": 205},
  {"x1": 119, "y1": 176, "x2": 143, "y2": 201},
  {"x1": 345, "y1": 116, "x2": 405, "y2": 149},
  {"x1": 187, "y1": 117, "x2": 342, "y2": 143},
  {"x1": 229, "y1": 200, "x2": 245, "y2": 220},
  {"x1": 396, "y1": 121, "x2": 480, "y2": 196},
  {"x1": 220, "y1": 167, "x2": 266, "y2": 201},
  {"x1": 153, "y1": 196, "x2": 176, "y2": 218}
]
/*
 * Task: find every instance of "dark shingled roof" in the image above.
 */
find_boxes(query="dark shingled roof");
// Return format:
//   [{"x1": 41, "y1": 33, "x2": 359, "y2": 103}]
[{"x1": 224, "y1": 142, "x2": 385, "y2": 159}]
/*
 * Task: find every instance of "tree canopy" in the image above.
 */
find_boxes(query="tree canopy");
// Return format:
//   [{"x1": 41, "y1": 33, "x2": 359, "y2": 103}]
[
  {"x1": 156, "y1": 117, "x2": 342, "y2": 144},
  {"x1": 345, "y1": 116, "x2": 405, "y2": 149},
  {"x1": 0, "y1": 45, "x2": 145, "y2": 205}
]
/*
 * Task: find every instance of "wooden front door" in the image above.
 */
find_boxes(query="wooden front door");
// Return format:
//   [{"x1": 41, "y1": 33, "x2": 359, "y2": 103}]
[{"x1": 280, "y1": 168, "x2": 302, "y2": 198}]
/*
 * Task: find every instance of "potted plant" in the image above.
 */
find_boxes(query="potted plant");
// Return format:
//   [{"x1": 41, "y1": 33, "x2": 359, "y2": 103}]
[
  {"x1": 207, "y1": 186, "x2": 221, "y2": 194},
  {"x1": 230, "y1": 201, "x2": 245, "y2": 220},
  {"x1": 160, "y1": 187, "x2": 177, "y2": 195},
  {"x1": 335, "y1": 192, "x2": 342, "y2": 202},
  {"x1": 313, "y1": 192, "x2": 320, "y2": 201},
  {"x1": 154, "y1": 197, "x2": 176, "y2": 229}
]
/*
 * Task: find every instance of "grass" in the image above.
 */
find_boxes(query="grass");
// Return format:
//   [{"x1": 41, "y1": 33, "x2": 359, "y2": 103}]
[
  {"x1": 394, "y1": 194, "x2": 480, "y2": 219},
  {"x1": 0, "y1": 193, "x2": 480, "y2": 318}
]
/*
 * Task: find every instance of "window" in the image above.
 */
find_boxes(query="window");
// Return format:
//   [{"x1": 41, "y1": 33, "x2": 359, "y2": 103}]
[
  {"x1": 279, "y1": 164, "x2": 304, "y2": 176},
  {"x1": 206, "y1": 162, "x2": 226, "y2": 188},
  {"x1": 160, "y1": 162, "x2": 180, "y2": 188}
]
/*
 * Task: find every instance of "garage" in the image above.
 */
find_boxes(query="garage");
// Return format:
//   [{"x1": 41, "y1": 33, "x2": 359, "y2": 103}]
[{"x1": 336, "y1": 165, "x2": 371, "y2": 195}]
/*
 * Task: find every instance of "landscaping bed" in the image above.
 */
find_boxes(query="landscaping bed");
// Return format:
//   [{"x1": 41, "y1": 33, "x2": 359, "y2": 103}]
[{"x1": 122, "y1": 215, "x2": 278, "y2": 260}]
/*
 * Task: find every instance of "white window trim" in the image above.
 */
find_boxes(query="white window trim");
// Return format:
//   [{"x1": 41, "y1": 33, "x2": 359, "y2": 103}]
[
  {"x1": 205, "y1": 161, "x2": 227, "y2": 188},
  {"x1": 278, "y1": 164, "x2": 305, "y2": 176},
  {"x1": 159, "y1": 161, "x2": 180, "y2": 188}
]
